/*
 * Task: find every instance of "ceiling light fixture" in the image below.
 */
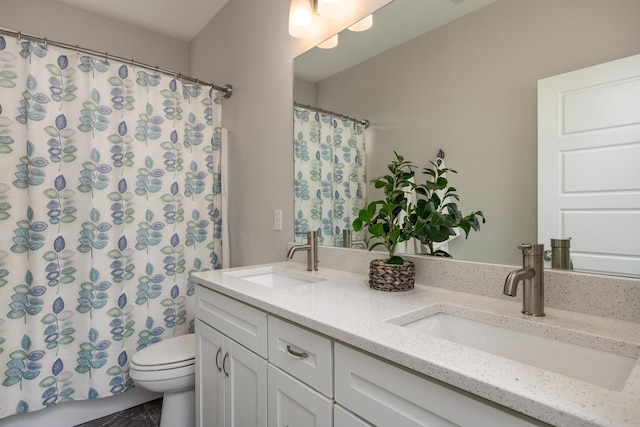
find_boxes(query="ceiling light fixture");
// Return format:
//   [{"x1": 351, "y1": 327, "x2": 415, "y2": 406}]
[
  {"x1": 316, "y1": 0, "x2": 345, "y2": 19},
  {"x1": 317, "y1": 34, "x2": 339, "y2": 49},
  {"x1": 288, "y1": 0, "x2": 316, "y2": 39},
  {"x1": 288, "y1": 0, "x2": 348, "y2": 39},
  {"x1": 347, "y1": 14, "x2": 373, "y2": 32}
]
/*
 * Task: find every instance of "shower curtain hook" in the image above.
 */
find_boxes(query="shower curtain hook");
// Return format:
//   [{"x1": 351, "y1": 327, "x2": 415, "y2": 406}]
[
  {"x1": 76, "y1": 45, "x2": 80, "y2": 56},
  {"x1": 44, "y1": 37, "x2": 48, "y2": 48},
  {"x1": 105, "y1": 52, "x2": 109, "y2": 62},
  {"x1": 17, "y1": 31, "x2": 21, "y2": 43},
  {"x1": 131, "y1": 59, "x2": 135, "y2": 69}
]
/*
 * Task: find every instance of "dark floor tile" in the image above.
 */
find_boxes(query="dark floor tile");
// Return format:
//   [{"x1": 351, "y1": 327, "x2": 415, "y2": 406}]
[
  {"x1": 143, "y1": 398, "x2": 164, "y2": 426},
  {"x1": 74, "y1": 398, "x2": 162, "y2": 427}
]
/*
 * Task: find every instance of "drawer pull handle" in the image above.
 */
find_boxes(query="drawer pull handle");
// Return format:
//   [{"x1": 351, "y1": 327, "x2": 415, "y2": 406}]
[
  {"x1": 222, "y1": 352, "x2": 230, "y2": 377},
  {"x1": 215, "y1": 348, "x2": 222, "y2": 372},
  {"x1": 286, "y1": 345, "x2": 309, "y2": 359}
]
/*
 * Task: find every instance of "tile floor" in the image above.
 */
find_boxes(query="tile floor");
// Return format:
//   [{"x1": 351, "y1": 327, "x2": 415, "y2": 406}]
[{"x1": 74, "y1": 398, "x2": 163, "y2": 427}]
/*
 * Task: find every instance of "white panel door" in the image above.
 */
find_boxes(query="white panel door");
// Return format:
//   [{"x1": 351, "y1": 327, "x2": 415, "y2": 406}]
[{"x1": 538, "y1": 54, "x2": 640, "y2": 277}]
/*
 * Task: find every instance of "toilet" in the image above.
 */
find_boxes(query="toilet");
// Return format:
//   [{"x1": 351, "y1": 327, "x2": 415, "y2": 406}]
[{"x1": 130, "y1": 334, "x2": 195, "y2": 427}]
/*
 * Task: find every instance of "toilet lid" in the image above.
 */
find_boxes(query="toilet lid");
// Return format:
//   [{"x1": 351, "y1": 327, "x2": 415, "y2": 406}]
[{"x1": 132, "y1": 334, "x2": 195, "y2": 367}]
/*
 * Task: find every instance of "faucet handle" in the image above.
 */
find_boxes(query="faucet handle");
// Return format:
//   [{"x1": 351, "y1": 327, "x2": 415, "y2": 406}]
[
  {"x1": 517, "y1": 243, "x2": 544, "y2": 256},
  {"x1": 295, "y1": 230, "x2": 317, "y2": 242}
]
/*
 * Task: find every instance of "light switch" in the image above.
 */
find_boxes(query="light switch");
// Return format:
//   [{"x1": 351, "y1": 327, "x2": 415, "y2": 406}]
[{"x1": 274, "y1": 210, "x2": 282, "y2": 231}]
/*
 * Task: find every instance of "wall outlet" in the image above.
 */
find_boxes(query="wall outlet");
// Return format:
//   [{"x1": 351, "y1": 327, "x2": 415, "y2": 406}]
[{"x1": 274, "y1": 209, "x2": 282, "y2": 231}]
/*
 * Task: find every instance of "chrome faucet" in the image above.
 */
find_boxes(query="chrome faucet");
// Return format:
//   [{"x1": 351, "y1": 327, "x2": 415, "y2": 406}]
[
  {"x1": 342, "y1": 229, "x2": 366, "y2": 249},
  {"x1": 503, "y1": 244, "x2": 545, "y2": 316},
  {"x1": 287, "y1": 231, "x2": 318, "y2": 271}
]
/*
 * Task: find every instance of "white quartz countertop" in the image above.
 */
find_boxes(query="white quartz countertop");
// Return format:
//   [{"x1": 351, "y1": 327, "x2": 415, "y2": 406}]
[{"x1": 192, "y1": 262, "x2": 640, "y2": 427}]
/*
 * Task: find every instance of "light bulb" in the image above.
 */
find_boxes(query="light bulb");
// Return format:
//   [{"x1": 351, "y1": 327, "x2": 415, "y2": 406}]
[
  {"x1": 289, "y1": 0, "x2": 315, "y2": 38},
  {"x1": 317, "y1": 0, "x2": 345, "y2": 19},
  {"x1": 348, "y1": 14, "x2": 373, "y2": 32},
  {"x1": 317, "y1": 34, "x2": 339, "y2": 49}
]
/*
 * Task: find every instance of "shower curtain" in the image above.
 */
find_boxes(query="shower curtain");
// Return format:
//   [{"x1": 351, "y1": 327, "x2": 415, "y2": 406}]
[
  {"x1": 0, "y1": 36, "x2": 223, "y2": 419},
  {"x1": 293, "y1": 105, "x2": 366, "y2": 246}
]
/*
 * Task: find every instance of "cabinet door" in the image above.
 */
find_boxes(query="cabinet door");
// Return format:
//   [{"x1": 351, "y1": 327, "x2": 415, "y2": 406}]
[
  {"x1": 196, "y1": 286, "x2": 268, "y2": 358},
  {"x1": 267, "y1": 365, "x2": 333, "y2": 427},
  {"x1": 225, "y1": 339, "x2": 268, "y2": 427},
  {"x1": 334, "y1": 405, "x2": 373, "y2": 427},
  {"x1": 195, "y1": 319, "x2": 225, "y2": 427},
  {"x1": 335, "y1": 344, "x2": 542, "y2": 427}
]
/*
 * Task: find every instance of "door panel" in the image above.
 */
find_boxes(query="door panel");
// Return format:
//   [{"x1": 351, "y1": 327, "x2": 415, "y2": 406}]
[
  {"x1": 267, "y1": 365, "x2": 333, "y2": 427},
  {"x1": 195, "y1": 319, "x2": 225, "y2": 427},
  {"x1": 538, "y1": 53, "x2": 640, "y2": 277},
  {"x1": 227, "y1": 339, "x2": 267, "y2": 427}
]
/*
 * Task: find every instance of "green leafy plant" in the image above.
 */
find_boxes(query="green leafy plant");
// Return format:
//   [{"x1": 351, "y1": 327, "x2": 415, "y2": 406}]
[
  {"x1": 353, "y1": 152, "x2": 485, "y2": 263},
  {"x1": 410, "y1": 158, "x2": 485, "y2": 257},
  {"x1": 352, "y1": 152, "x2": 415, "y2": 265}
]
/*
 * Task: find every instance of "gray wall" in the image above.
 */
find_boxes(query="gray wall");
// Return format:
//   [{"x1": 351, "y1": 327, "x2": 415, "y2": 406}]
[
  {"x1": 0, "y1": 0, "x2": 189, "y2": 73},
  {"x1": 311, "y1": 0, "x2": 640, "y2": 265},
  {"x1": 190, "y1": 0, "x2": 388, "y2": 267}
]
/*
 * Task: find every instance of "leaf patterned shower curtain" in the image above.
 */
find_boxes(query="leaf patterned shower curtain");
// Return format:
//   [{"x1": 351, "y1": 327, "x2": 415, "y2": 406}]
[
  {"x1": 0, "y1": 36, "x2": 223, "y2": 419},
  {"x1": 293, "y1": 105, "x2": 366, "y2": 246}
]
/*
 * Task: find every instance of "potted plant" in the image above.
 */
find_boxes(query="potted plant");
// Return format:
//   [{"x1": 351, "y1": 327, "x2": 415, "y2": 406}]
[
  {"x1": 353, "y1": 152, "x2": 485, "y2": 291},
  {"x1": 352, "y1": 152, "x2": 417, "y2": 291}
]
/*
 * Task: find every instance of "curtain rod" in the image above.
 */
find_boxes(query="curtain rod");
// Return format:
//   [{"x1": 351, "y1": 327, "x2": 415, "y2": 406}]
[
  {"x1": 294, "y1": 102, "x2": 369, "y2": 129},
  {"x1": 0, "y1": 27, "x2": 233, "y2": 98}
]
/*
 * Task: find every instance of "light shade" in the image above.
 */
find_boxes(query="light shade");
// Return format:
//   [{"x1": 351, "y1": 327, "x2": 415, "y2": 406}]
[
  {"x1": 317, "y1": 0, "x2": 345, "y2": 19},
  {"x1": 317, "y1": 34, "x2": 339, "y2": 49},
  {"x1": 348, "y1": 14, "x2": 373, "y2": 32},
  {"x1": 289, "y1": 0, "x2": 315, "y2": 38}
]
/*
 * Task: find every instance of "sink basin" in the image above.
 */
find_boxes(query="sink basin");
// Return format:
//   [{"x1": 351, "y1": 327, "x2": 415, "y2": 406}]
[
  {"x1": 224, "y1": 266, "x2": 326, "y2": 289},
  {"x1": 391, "y1": 305, "x2": 637, "y2": 391}
]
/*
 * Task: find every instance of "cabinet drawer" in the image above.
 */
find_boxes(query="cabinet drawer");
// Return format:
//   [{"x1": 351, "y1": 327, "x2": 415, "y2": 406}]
[
  {"x1": 267, "y1": 365, "x2": 333, "y2": 427},
  {"x1": 334, "y1": 405, "x2": 373, "y2": 427},
  {"x1": 335, "y1": 343, "x2": 542, "y2": 427},
  {"x1": 268, "y1": 316, "x2": 333, "y2": 397},
  {"x1": 196, "y1": 286, "x2": 268, "y2": 358}
]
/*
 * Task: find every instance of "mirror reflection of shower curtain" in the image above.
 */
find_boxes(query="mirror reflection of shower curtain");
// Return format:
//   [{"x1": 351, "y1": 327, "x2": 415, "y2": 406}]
[{"x1": 293, "y1": 106, "x2": 366, "y2": 246}]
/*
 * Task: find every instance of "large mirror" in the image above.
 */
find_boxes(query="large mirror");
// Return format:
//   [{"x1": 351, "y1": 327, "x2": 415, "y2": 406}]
[{"x1": 293, "y1": 0, "x2": 640, "y2": 276}]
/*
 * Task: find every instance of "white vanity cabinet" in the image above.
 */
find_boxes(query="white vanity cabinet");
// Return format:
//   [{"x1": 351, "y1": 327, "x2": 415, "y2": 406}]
[
  {"x1": 195, "y1": 283, "x2": 545, "y2": 427},
  {"x1": 195, "y1": 287, "x2": 268, "y2": 427},
  {"x1": 268, "y1": 365, "x2": 333, "y2": 427},
  {"x1": 334, "y1": 344, "x2": 543, "y2": 427},
  {"x1": 196, "y1": 319, "x2": 267, "y2": 427},
  {"x1": 267, "y1": 316, "x2": 334, "y2": 426},
  {"x1": 334, "y1": 405, "x2": 373, "y2": 427}
]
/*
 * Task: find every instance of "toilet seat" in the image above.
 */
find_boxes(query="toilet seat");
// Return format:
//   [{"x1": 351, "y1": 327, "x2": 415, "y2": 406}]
[
  {"x1": 129, "y1": 333, "x2": 196, "y2": 427},
  {"x1": 131, "y1": 334, "x2": 195, "y2": 371}
]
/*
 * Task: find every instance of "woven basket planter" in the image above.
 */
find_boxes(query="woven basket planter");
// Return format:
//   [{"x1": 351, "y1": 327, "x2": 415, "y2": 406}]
[{"x1": 368, "y1": 259, "x2": 415, "y2": 292}]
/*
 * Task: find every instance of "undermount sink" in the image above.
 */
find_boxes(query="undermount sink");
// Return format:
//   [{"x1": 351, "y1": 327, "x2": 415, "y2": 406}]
[
  {"x1": 390, "y1": 304, "x2": 638, "y2": 391},
  {"x1": 223, "y1": 266, "x2": 327, "y2": 289}
]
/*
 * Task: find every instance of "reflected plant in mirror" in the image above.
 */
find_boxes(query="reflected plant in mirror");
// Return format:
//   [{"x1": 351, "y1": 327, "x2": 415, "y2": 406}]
[
  {"x1": 411, "y1": 157, "x2": 485, "y2": 257},
  {"x1": 353, "y1": 152, "x2": 485, "y2": 264}
]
